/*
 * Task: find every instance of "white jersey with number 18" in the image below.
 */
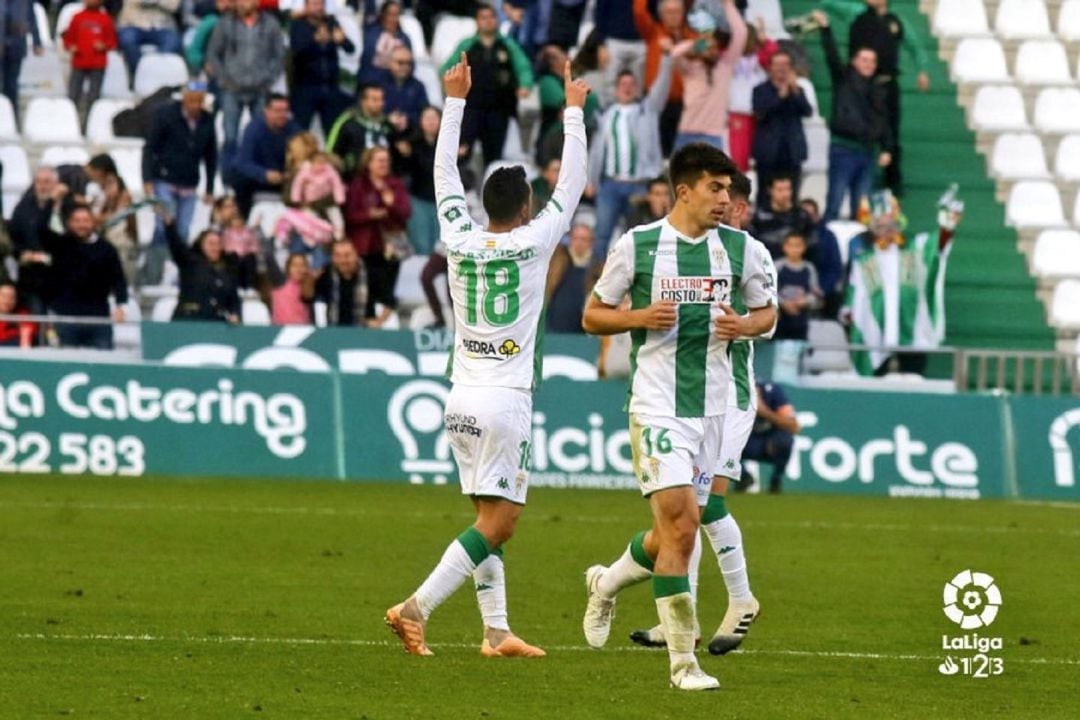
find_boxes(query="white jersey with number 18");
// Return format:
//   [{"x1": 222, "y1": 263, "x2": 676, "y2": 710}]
[{"x1": 435, "y1": 97, "x2": 588, "y2": 391}]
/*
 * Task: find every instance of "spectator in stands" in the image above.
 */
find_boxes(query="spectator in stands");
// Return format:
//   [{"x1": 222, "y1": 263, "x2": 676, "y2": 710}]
[
  {"x1": 232, "y1": 93, "x2": 302, "y2": 219},
  {"x1": 327, "y1": 85, "x2": 394, "y2": 178},
  {"x1": 290, "y1": 0, "x2": 355, "y2": 132},
  {"x1": 205, "y1": 0, "x2": 285, "y2": 163},
  {"x1": 310, "y1": 239, "x2": 368, "y2": 326},
  {"x1": 9, "y1": 167, "x2": 61, "y2": 316},
  {"x1": 800, "y1": 197, "x2": 843, "y2": 318},
  {"x1": 420, "y1": 243, "x2": 448, "y2": 328},
  {"x1": 672, "y1": 1, "x2": 745, "y2": 152},
  {"x1": 751, "y1": 50, "x2": 811, "y2": 204},
  {"x1": 441, "y1": 4, "x2": 534, "y2": 166},
  {"x1": 142, "y1": 81, "x2": 218, "y2": 286},
  {"x1": 530, "y1": 157, "x2": 560, "y2": 216},
  {"x1": 741, "y1": 381, "x2": 800, "y2": 494},
  {"x1": 415, "y1": 0, "x2": 481, "y2": 47},
  {"x1": 774, "y1": 231, "x2": 822, "y2": 341},
  {"x1": 627, "y1": 176, "x2": 672, "y2": 227},
  {"x1": 545, "y1": 224, "x2": 595, "y2": 334},
  {"x1": 85, "y1": 154, "x2": 139, "y2": 289},
  {"x1": 749, "y1": 173, "x2": 813, "y2": 258},
  {"x1": 186, "y1": 0, "x2": 233, "y2": 75},
  {"x1": 728, "y1": 24, "x2": 775, "y2": 172},
  {"x1": 570, "y1": 28, "x2": 608, "y2": 114},
  {"x1": 344, "y1": 145, "x2": 411, "y2": 327},
  {"x1": 62, "y1": 0, "x2": 118, "y2": 130},
  {"x1": 548, "y1": 0, "x2": 588, "y2": 50},
  {"x1": 595, "y1": 0, "x2": 644, "y2": 106},
  {"x1": 0, "y1": 281, "x2": 36, "y2": 347},
  {"x1": 379, "y1": 46, "x2": 429, "y2": 136},
  {"x1": 588, "y1": 46, "x2": 675, "y2": 259},
  {"x1": 269, "y1": 252, "x2": 314, "y2": 325},
  {"x1": 633, "y1": 0, "x2": 690, "y2": 155},
  {"x1": 820, "y1": 0, "x2": 930, "y2": 196},
  {"x1": 212, "y1": 195, "x2": 260, "y2": 287},
  {"x1": 117, "y1": 0, "x2": 182, "y2": 79},
  {"x1": 40, "y1": 200, "x2": 128, "y2": 349},
  {"x1": 166, "y1": 220, "x2": 242, "y2": 323},
  {"x1": 359, "y1": 1, "x2": 411, "y2": 86},
  {"x1": 290, "y1": 149, "x2": 347, "y2": 241},
  {"x1": 0, "y1": 0, "x2": 44, "y2": 112},
  {"x1": 397, "y1": 106, "x2": 441, "y2": 255},
  {"x1": 537, "y1": 44, "x2": 600, "y2": 146},
  {"x1": 814, "y1": 11, "x2": 892, "y2": 222}
]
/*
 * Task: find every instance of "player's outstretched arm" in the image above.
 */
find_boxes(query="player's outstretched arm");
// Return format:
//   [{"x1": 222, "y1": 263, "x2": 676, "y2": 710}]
[
  {"x1": 434, "y1": 53, "x2": 474, "y2": 235},
  {"x1": 582, "y1": 294, "x2": 678, "y2": 336}
]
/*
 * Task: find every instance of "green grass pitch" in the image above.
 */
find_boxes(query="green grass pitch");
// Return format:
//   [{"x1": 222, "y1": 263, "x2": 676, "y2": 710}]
[{"x1": 1, "y1": 475, "x2": 1078, "y2": 718}]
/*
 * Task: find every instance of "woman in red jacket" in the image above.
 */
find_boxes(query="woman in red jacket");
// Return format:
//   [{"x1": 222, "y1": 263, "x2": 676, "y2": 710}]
[{"x1": 344, "y1": 145, "x2": 411, "y2": 328}]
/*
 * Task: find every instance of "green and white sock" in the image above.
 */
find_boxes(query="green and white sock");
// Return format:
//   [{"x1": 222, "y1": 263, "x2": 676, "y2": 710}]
[
  {"x1": 688, "y1": 531, "x2": 702, "y2": 605},
  {"x1": 415, "y1": 527, "x2": 491, "y2": 620},
  {"x1": 653, "y1": 575, "x2": 696, "y2": 668},
  {"x1": 473, "y1": 550, "x2": 509, "y2": 631},
  {"x1": 597, "y1": 530, "x2": 653, "y2": 598},
  {"x1": 702, "y1": 495, "x2": 752, "y2": 601}
]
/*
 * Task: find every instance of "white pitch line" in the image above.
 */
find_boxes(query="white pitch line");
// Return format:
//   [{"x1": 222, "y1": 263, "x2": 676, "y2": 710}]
[{"x1": 13, "y1": 633, "x2": 1080, "y2": 667}]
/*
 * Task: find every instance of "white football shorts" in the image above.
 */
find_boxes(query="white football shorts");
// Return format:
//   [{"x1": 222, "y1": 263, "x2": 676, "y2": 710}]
[
  {"x1": 629, "y1": 412, "x2": 724, "y2": 502},
  {"x1": 715, "y1": 404, "x2": 757, "y2": 482},
  {"x1": 444, "y1": 384, "x2": 533, "y2": 504}
]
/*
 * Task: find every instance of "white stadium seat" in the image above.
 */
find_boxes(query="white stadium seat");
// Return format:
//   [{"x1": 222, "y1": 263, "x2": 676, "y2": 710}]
[
  {"x1": 1014, "y1": 40, "x2": 1071, "y2": 85},
  {"x1": 1032, "y1": 230, "x2": 1080, "y2": 278},
  {"x1": 995, "y1": 0, "x2": 1052, "y2": 40},
  {"x1": 110, "y1": 148, "x2": 145, "y2": 197},
  {"x1": 334, "y1": 7, "x2": 362, "y2": 76},
  {"x1": 745, "y1": 0, "x2": 788, "y2": 40},
  {"x1": 797, "y1": 78, "x2": 820, "y2": 118},
  {"x1": 56, "y1": 2, "x2": 84, "y2": 41},
  {"x1": 803, "y1": 120, "x2": 830, "y2": 174},
  {"x1": 242, "y1": 299, "x2": 272, "y2": 325},
  {"x1": 1006, "y1": 180, "x2": 1066, "y2": 228},
  {"x1": 1074, "y1": 192, "x2": 1080, "y2": 226},
  {"x1": 826, "y1": 220, "x2": 867, "y2": 265},
  {"x1": 18, "y1": 48, "x2": 65, "y2": 96},
  {"x1": 414, "y1": 61, "x2": 443, "y2": 107},
  {"x1": 0, "y1": 145, "x2": 31, "y2": 192},
  {"x1": 395, "y1": 255, "x2": 429, "y2": 310},
  {"x1": 400, "y1": 13, "x2": 429, "y2": 63},
  {"x1": 151, "y1": 296, "x2": 178, "y2": 322},
  {"x1": 1033, "y1": 88, "x2": 1080, "y2": 134},
  {"x1": 1050, "y1": 279, "x2": 1080, "y2": 328},
  {"x1": 989, "y1": 133, "x2": 1050, "y2": 179},
  {"x1": 132, "y1": 53, "x2": 189, "y2": 97},
  {"x1": 101, "y1": 52, "x2": 133, "y2": 99},
  {"x1": 31, "y1": 1, "x2": 54, "y2": 49},
  {"x1": 951, "y1": 38, "x2": 1009, "y2": 83},
  {"x1": 1054, "y1": 135, "x2": 1080, "y2": 182},
  {"x1": 249, "y1": 200, "x2": 287, "y2": 239},
  {"x1": 969, "y1": 85, "x2": 1028, "y2": 132},
  {"x1": 0, "y1": 95, "x2": 18, "y2": 142},
  {"x1": 431, "y1": 16, "x2": 476, "y2": 69},
  {"x1": 40, "y1": 145, "x2": 90, "y2": 167},
  {"x1": 86, "y1": 99, "x2": 139, "y2": 148},
  {"x1": 933, "y1": 0, "x2": 991, "y2": 38},
  {"x1": 23, "y1": 98, "x2": 82, "y2": 144},
  {"x1": 803, "y1": 320, "x2": 854, "y2": 374},
  {"x1": 1060, "y1": 0, "x2": 1080, "y2": 41}
]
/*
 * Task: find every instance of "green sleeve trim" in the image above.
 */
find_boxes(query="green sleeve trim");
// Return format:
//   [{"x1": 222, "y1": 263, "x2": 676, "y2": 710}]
[
  {"x1": 438, "y1": 194, "x2": 465, "y2": 208},
  {"x1": 456, "y1": 527, "x2": 493, "y2": 565},
  {"x1": 549, "y1": 196, "x2": 563, "y2": 213}
]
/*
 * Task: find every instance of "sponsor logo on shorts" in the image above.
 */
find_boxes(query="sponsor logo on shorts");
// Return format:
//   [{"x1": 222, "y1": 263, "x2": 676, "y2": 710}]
[
  {"x1": 445, "y1": 413, "x2": 482, "y2": 437},
  {"x1": 460, "y1": 338, "x2": 522, "y2": 360},
  {"x1": 496, "y1": 477, "x2": 510, "y2": 490},
  {"x1": 655, "y1": 276, "x2": 731, "y2": 304}
]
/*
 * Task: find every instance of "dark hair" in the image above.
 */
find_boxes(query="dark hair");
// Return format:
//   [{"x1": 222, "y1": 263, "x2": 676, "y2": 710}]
[
  {"x1": 87, "y1": 153, "x2": 118, "y2": 178},
  {"x1": 359, "y1": 83, "x2": 383, "y2": 100},
  {"x1": 193, "y1": 229, "x2": 222, "y2": 257},
  {"x1": 66, "y1": 201, "x2": 94, "y2": 217},
  {"x1": 768, "y1": 172, "x2": 793, "y2": 188},
  {"x1": 769, "y1": 49, "x2": 792, "y2": 66},
  {"x1": 616, "y1": 69, "x2": 636, "y2": 83},
  {"x1": 476, "y1": 3, "x2": 496, "y2": 18},
  {"x1": 668, "y1": 143, "x2": 737, "y2": 191},
  {"x1": 0, "y1": 280, "x2": 16, "y2": 292},
  {"x1": 800, "y1": 197, "x2": 820, "y2": 214},
  {"x1": 784, "y1": 231, "x2": 807, "y2": 244},
  {"x1": 267, "y1": 92, "x2": 289, "y2": 106},
  {"x1": 379, "y1": 0, "x2": 401, "y2": 22},
  {"x1": 572, "y1": 29, "x2": 603, "y2": 75},
  {"x1": 730, "y1": 172, "x2": 752, "y2": 202},
  {"x1": 648, "y1": 176, "x2": 670, "y2": 190},
  {"x1": 483, "y1": 166, "x2": 530, "y2": 224}
]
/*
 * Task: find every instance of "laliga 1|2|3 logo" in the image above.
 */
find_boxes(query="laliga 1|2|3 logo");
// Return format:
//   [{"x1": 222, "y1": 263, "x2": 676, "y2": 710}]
[{"x1": 938, "y1": 569, "x2": 1005, "y2": 678}]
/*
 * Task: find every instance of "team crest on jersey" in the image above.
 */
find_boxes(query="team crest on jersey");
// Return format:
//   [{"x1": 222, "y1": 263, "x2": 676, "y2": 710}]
[
  {"x1": 654, "y1": 276, "x2": 732, "y2": 304},
  {"x1": 711, "y1": 247, "x2": 726, "y2": 266}
]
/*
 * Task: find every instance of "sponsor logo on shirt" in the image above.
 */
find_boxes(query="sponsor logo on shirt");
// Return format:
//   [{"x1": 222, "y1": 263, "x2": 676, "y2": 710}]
[
  {"x1": 460, "y1": 337, "x2": 522, "y2": 360},
  {"x1": 654, "y1": 276, "x2": 732, "y2": 304}
]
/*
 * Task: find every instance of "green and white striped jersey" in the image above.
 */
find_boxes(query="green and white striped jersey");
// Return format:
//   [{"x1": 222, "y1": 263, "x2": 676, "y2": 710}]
[
  {"x1": 435, "y1": 98, "x2": 588, "y2": 391},
  {"x1": 593, "y1": 219, "x2": 777, "y2": 418}
]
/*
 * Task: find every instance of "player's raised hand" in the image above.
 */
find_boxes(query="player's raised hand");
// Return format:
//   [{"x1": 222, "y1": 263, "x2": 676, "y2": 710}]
[
  {"x1": 444, "y1": 52, "x2": 472, "y2": 99},
  {"x1": 638, "y1": 301, "x2": 678, "y2": 331},
  {"x1": 714, "y1": 303, "x2": 745, "y2": 340},
  {"x1": 563, "y1": 60, "x2": 590, "y2": 109}
]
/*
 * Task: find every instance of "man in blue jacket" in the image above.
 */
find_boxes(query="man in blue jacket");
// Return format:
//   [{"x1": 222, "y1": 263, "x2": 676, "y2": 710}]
[
  {"x1": 289, "y1": 0, "x2": 355, "y2": 132},
  {"x1": 751, "y1": 50, "x2": 811, "y2": 207},
  {"x1": 0, "y1": 0, "x2": 44, "y2": 111},
  {"x1": 378, "y1": 46, "x2": 428, "y2": 137},
  {"x1": 232, "y1": 94, "x2": 302, "y2": 219}
]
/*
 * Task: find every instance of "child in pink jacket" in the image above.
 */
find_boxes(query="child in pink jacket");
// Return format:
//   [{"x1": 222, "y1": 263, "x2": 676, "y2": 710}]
[{"x1": 290, "y1": 151, "x2": 346, "y2": 241}]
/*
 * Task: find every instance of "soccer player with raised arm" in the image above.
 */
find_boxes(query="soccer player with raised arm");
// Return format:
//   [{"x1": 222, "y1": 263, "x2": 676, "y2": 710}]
[
  {"x1": 580, "y1": 147, "x2": 777, "y2": 690},
  {"x1": 629, "y1": 171, "x2": 773, "y2": 655},
  {"x1": 386, "y1": 54, "x2": 590, "y2": 658}
]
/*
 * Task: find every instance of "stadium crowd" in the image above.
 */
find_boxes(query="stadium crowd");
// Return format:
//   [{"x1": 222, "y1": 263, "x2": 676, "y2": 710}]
[{"x1": 0, "y1": 0, "x2": 926, "y2": 352}]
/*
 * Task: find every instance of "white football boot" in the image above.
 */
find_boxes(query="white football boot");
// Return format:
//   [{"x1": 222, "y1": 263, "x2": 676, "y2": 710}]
[
  {"x1": 582, "y1": 565, "x2": 616, "y2": 648},
  {"x1": 670, "y1": 661, "x2": 720, "y2": 691},
  {"x1": 708, "y1": 596, "x2": 760, "y2": 655}
]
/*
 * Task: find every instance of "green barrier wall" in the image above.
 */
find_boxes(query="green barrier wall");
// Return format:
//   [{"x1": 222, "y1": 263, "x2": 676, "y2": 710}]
[{"x1": 2, "y1": 354, "x2": 1078, "y2": 501}]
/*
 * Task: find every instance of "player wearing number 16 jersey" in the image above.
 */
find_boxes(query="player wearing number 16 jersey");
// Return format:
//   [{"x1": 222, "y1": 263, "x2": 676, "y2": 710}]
[{"x1": 386, "y1": 53, "x2": 590, "y2": 658}]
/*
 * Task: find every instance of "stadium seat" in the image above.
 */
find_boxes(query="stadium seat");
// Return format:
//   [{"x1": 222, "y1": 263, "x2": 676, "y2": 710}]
[
  {"x1": 431, "y1": 16, "x2": 477, "y2": 69},
  {"x1": 745, "y1": 0, "x2": 788, "y2": 39},
  {"x1": 933, "y1": 0, "x2": 990, "y2": 38},
  {"x1": 1033, "y1": 88, "x2": 1080, "y2": 134},
  {"x1": 40, "y1": 145, "x2": 90, "y2": 166},
  {"x1": 31, "y1": 1, "x2": 54, "y2": 49},
  {"x1": 102, "y1": 52, "x2": 133, "y2": 99},
  {"x1": 988, "y1": 133, "x2": 1050, "y2": 179},
  {"x1": 803, "y1": 320, "x2": 854, "y2": 374},
  {"x1": 799, "y1": 172, "x2": 827, "y2": 211},
  {"x1": 826, "y1": 220, "x2": 866, "y2": 265},
  {"x1": 797, "y1": 78, "x2": 820, "y2": 118},
  {"x1": 242, "y1": 299, "x2": 272, "y2": 325},
  {"x1": 803, "y1": 120, "x2": 829, "y2": 174},
  {"x1": 249, "y1": 200, "x2": 287, "y2": 239},
  {"x1": 395, "y1": 255, "x2": 429, "y2": 310},
  {"x1": 18, "y1": 48, "x2": 65, "y2": 96},
  {"x1": 0, "y1": 95, "x2": 18, "y2": 142},
  {"x1": 414, "y1": 61, "x2": 443, "y2": 107},
  {"x1": 335, "y1": 7, "x2": 362, "y2": 76},
  {"x1": 23, "y1": 98, "x2": 82, "y2": 144},
  {"x1": 1050, "y1": 278, "x2": 1080, "y2": 328},
  {"x1": 151, "y1": 296, "x2": 178, "y2": 321},
  {"x1": 1060, "y1": 0, "x2": 1080, "y2": 41},
  {"x1": 1054, "y1": 134, "x2": 1080, "y2": 182},
  {"x1": 110, "y1": 147, "x2": 145, "y2": 197},
  {"x1": 1014, "y1": 40, "x2": 1072, "y2": 85},
  {"x1": 0, "y1": 145, "x2": 31, "y2": 193},
  {"x1": 132, "y1": 53, "x2": 189, "y2": 97},
  {"x1": 1031, "y1": 230, "x2": 1080, "y2": 278},
  {"x1": 111, "y1": 297, "x2": 142, "y2": 348},
  {"x1": 86, "y1": 99, "x2": 140, "y2": 149},
  {"x1": 1005, "y1": 180, "x2": 1067, "y2": 228},
  {"x1": 400, "y1": 13, "x2": 429, "y2": 63},
  {"x1": 969, "y1": 85, "x2": 1028, "y2": 132},
  {"x1": 994, "y1": 0, "x2": 1052, "y2": 40},
  {"x1": 55, "y1": 2, "x2": 84, "y2": 41},
  {"x1": 951, "y1": 38, "x2": 1009, "y2": 83}
]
